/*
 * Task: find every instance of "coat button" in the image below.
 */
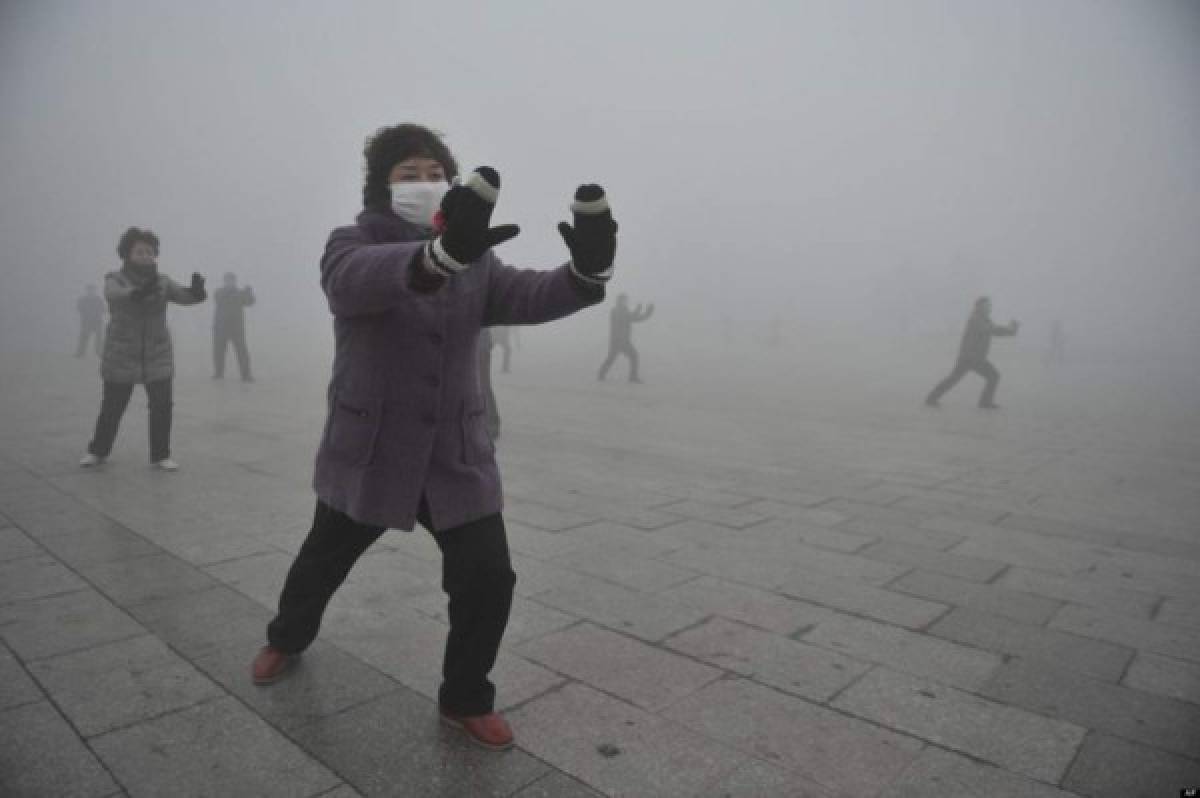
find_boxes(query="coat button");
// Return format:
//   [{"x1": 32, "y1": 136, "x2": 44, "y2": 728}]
[{"x1": 429, "y1": 332, "x2": 444, "y2": 345}]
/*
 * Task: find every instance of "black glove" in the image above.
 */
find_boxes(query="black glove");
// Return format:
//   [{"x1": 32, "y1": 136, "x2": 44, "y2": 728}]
[
  {"x1": 190, "y1": 272, "x2": 207, "y2": 301},
  {"x1": 559, "y1": 184, "x2": 617, "y2": 284},
  {"x1": 425, "y1": 167, "x2": 520, "y2": 277}
]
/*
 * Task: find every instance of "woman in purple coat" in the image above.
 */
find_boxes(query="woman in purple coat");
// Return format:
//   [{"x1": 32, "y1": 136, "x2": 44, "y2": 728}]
[{"x1": 252, "y1": 124, "x2": 617, "y2": 751}]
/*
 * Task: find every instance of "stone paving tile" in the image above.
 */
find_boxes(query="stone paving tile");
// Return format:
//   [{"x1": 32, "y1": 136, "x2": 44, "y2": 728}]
[
  {"x1": 91, "y1": 695, "x2": 340, "y2": 797},
  {"x1": 192, "y1": 640, "x2": 401, "y2": 731},
  {"x1": 664, "y1": 677, "x2": 924, "y2": 796},
  {"x1": 28, "y1": 634, "x2": 224, "y2": 737},
  {"x1": 746, "y1": 518, "x2": 875, "y2": 554},
  {"x1": 890, "y1": 569, "x2": 1063, "y2": 625},
  {"x1": 0, "y1": 644, "x2": 42, "y2": 711},
  {"x1": 0, "y1": 524, "x2": 42, "y2": 562},
  {"x1": 291, "y1": 687, "x2": 549, "y2": 797},
  {"x1": 127, "y1": 584, "x2": 273, "y2": 659},
  {"x1": 659, "y1": 576, "x2": 840, "y2": 635},
  {"x1": 980, "y1": 657, "x2": 1200, "y2": 759},
  {"x1": 833, "y1": 667, "x2": 1085, "y2": 783},
  {"x1": 504, "y1": 521, "x2": 594, "y2": 559},
  {"x1": 999, "y1": 512, "x2": 1126, "y2": 547},
  {"x1": 778, "y1": 569, "x2": 948, "y2": 629},
  {"x1": 836, "y1": 517, "x2": 964, "y2": 550},
  {"x1": 528, "y1": 578, "x2": 708, "y2": 642},
  {"x1": 202, "y1": 549, "x2": 298, "y2": 609},
  {"x1": 34, "y1": 521, "x2": 163, "y2": 569},
  {"x1": 799, "y1": 612, "x2": 1002, "y2": 690},
  {"x1": 929, "y1": 607, "x2": 1135, "y2": 682},
  {"x1": 0, "y1": 588, "x2": 146, "y2": 661},
  {"x1": 664, "y1": 617, "x2": 870, "y2": 702},
  {"x1": 879, "y1": 745, "x2": 1084, "y2": 798},
  {"x1": 821, "y1": 499, "x2": 935, "y2": 529},
  {"x1": 1061, "y1": 732, "x2": 1200, "y2": 798},
  {"x1": 696, "y1": 758, "x2": 837, "y2": 797},
  {"x1": 861, "y1": 540, "x2": 1006, "y2": 583},
  {"x1": 76, "y1": 552, "x2": 219, "y2": 608},
  {"x1": 1050, "y1": 602, "x2": 1200, "y2": 663},
  {"x1": 1073, "y1": 559, "x2": 1195, "y2": 599},
  {"x1": 504, "y1": 498, "x2": 597, "y2": 531},
  {"x1": 893, "y1": 498, "x2": 1008, "y2": 525},
  {"x1": 1122, "y1": 652, "x2": 1200, "y2": 705},
  {"x1": 657, "y1": 498, "x2": 768, "y2": 529},
  {"x1": 995, "y1": 566, "x2": 1159, "y2": 618},
  {"x1": 0, "y1": 700, "x2": 119, "y2": 798},
  {"x1": 1159, "y1": 597, "x2": 1200, "y2": 630},
  {"x1": 740, "y1": 500, "x2": 847, "y2": 528},
  {"x1": 558, "y1": 520, "x2": 687, "y2": 554},
  {"x1": 517, "y1": 623, "x2": 722, "y2": 711},
  {"x1": 658, "y1": 542, "x2": 794, "y2": 589},
  {"x1": 153, "y1": 531, "x2": 278, "y2": 568},
  {"x1": 0, "y1": 554, "x2": 87, "y2": 605},
  {"x1": 548, "y1": 541, "x2": 699, "y2": 591},
  {"x1": 511, "y1": 770, "x2": 604, "y2": 798},
  {"x1": 507, "y1": 682, "x2": 749, "y2": 798}
]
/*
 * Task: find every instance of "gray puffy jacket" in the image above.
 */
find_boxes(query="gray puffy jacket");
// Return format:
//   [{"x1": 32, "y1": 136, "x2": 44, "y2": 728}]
[{"x1": 101, "y1": 267, "x2": 205, "y2": 384}]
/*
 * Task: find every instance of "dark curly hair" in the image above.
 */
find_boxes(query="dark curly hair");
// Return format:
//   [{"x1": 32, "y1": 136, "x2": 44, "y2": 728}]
[
  {"x1": 362, "y1": 124, "x2": 459, "y2": 211},
  {"x1": 116, "y1": 227, "x2": 160, "y2": 260}
]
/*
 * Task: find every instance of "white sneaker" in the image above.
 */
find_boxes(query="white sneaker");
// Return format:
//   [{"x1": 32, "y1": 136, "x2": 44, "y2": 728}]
[
  {"x1": 79, "y1": 453, "x2": 106, "y2": 467},
  {"x1": 151, "y1": 458, "x2": 180, "y2": 472}
]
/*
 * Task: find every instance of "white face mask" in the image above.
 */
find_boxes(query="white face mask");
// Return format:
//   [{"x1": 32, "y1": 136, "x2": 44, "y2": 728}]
[{"x1": 389, "y1": 180, "x2": 448, "y2": 227}]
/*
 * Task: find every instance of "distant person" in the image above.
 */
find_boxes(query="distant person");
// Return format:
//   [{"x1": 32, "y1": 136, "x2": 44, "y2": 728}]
[
  {"x1": 75, "y1": 284, "x2": 106, "y2": 357},
  {"x1": 249, "y1": 124, "x2": 617, "y2": 753},
  {"x1": 212, "y1": 271, "x2": 255, "y2": 381},
  {"x1": 479, "y1": 328, "x2": 501, "y2": 439},
  {"x1": 491, "y1": 325, "x2": 513, "y2": 373},
  {"x1": 79, "y1": 227, "x2": 207, "y2": 470},
  {"x1": 925, "y1": 296, "x2": 1019, "y2": 409},
  {"x1": 597, "y1": 293, "x2": 654, "y2": 383},
  {"x1": 1046, "y1": 319, "x2": 1066, "y2": 366}
]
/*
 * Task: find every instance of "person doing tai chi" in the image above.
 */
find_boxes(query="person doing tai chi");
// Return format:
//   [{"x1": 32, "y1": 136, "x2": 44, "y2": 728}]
[
  {"x1": 250, "y1": 124, "x2": 617, "y2": 752},
  {"x1": 925, "y1": 296, "x2": 1019, "y2": 409}
]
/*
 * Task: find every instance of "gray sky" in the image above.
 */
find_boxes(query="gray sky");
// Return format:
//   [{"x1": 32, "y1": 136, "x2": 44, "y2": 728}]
[{"x1": 2, "y1": 0, "x2": 1198, "y2": 369}]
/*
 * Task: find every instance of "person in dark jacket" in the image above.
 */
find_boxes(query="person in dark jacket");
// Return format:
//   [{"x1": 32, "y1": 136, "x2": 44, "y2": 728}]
[
  {"x1": 491, "y1": 324, "x2": 513, "y2": 373},
  {"x1": 597, "y1": 293, "x2": 654, "y2": 383},
  {"x1": 925, "y1": 296, "x2": 1019, "y2": 408},
  {"x1": 79, "y1": 227, "x2": 207, "y2": 470},
  {"x1": 212, "y1": 272, "x2": 255, "y2": 381},
  {"x1": 251, "y1": 124, "x2": 617, "y2": 752},
  {"x1": 75, "y1": 284, "x2": 106, "y2": 357}
]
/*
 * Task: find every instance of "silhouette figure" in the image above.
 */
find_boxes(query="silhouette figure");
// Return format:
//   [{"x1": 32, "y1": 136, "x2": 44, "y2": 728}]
[
  {"x1": 598, "y1": 293, "x2": 654, "y2": 383},
  {"x1": 1046, "y1": 319, "x2": 1066, "y2": 366},
  {"x1": 212, "y1": 272, "x2": 255, "y2": 381},
  {"x1": 925, "y1": 296, "x2": 1019, "y2": 408},
  {"x1": 491, "y1": 325, "x2": 513, "y2": 374}
]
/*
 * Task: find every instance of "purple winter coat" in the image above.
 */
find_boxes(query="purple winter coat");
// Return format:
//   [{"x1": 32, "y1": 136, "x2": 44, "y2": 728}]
[{"x1": 312, "y1": 210, "x2": 604, "y2": 531}]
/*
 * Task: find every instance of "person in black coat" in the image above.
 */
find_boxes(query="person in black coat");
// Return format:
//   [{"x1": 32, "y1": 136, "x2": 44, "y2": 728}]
[
  {"x1": 925, "y1": 296, "x2": 1019, "y2": 408},
  {"x1": 597, "y1": 293, "x2": 654, "y2": 383}
]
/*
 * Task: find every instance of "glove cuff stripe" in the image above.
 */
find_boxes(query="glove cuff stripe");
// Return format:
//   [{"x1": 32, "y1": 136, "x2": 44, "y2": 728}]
[
  {"x1": 428, "y1": 238, "x2": 467, "y2": 276},
  {"x1": 568, "y1": 260, "x2": 612, "y2": 285},
  {"x1": 571, "y1": 195, "x2": 610, "y2": 215},
  {"x1": 464, "y1": 171, "x2": 499, "y2": 204}
]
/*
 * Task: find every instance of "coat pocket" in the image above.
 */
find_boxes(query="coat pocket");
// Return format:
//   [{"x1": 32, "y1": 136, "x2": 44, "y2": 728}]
[
  {"x1": 325, "y1": 391, "x2": 383, "y2": 467},
  {"x1": 461, "y1": 397, "x2": 495, "y2": 466}
]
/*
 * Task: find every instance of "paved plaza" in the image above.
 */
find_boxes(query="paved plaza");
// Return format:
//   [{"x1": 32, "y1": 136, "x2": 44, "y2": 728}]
[{"x1": 1, "y1": 340, "x2": 1198, "y2": 797}]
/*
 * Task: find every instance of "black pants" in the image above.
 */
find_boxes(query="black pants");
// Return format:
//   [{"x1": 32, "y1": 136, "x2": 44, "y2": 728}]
[
  {"x1": 266, "y1": 500, "x2": 517, "y2": 716},
  {"x1": 76, "y1": 323, "x2": 103, "y2": 357},
  {"x1": 88, "y1": 379, "x2": 173, "y2": 461},
  {"x1": 214, "y1": 326, "x2": 252, "y2": 379},
  {"x1": 598, "y1": 342, "x2": 639, "y2": 381},
  {"x1": 926, "y1": 359, "x2": 1000, "y2": 406}
]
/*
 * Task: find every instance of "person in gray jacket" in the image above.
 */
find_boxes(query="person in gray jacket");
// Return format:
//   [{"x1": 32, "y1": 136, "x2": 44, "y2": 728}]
[
  {"x1": 925, "y1": 296, "x2": 1019, "y2": 408},
  {"x1": 212, "y1": 272, "x2": 255, "y2": 381},
  {"x1": 79, "y1": 227, "x2": 207, "y2": 470},
  {"x1": 75, "y1": 284, "x2": 106, "y2": 357},
  {"x1": 597, "y1": 293, "x2": 654, "y2": 383},
  {"x1": 251, "y1": 124, "x2": 617, "y2": 752}
]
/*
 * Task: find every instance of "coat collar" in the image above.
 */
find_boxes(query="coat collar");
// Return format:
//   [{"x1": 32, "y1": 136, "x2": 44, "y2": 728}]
[{"x1": 356, "y1": 208, "x2": 430, "y2": 244}]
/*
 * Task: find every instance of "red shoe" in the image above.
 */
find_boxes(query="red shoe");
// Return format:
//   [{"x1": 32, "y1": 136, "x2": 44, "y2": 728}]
[
  {"x1": 440, "y1": 710, "x2": 515, "y2": 751},
  {"x1": 251, "y1": 646, "x2": 295, "y2": 685}
]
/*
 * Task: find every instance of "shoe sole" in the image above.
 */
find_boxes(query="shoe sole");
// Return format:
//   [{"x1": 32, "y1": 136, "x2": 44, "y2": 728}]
[{"x1": 439, "y1": 714, "x2": 514, "y2": 751}]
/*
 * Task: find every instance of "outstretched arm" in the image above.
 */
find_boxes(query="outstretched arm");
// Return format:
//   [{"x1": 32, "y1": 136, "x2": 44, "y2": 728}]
[
  {"x1": 165, "y1": 274, "x2": 206, "y2": 305},
  {"x1": 635, "y1": 303, "x2": 655, "y2": 322}
]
